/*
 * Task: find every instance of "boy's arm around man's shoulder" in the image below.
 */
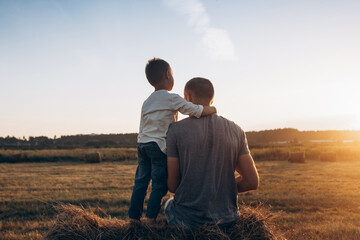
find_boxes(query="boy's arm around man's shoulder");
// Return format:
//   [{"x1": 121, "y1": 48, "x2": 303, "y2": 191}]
[
  {"x1": 201, "y1": 106, "x2": 217, "y2": 116},
  {"x1": 171, "y1": 93, "x2": 216, "y2": 118}
]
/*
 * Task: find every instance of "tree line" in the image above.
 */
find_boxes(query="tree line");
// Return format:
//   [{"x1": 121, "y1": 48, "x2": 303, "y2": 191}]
[
  {"x1": 0, "y1": 134, "x2": 137, "y2": 149},
  {"x1": 246, "y1": 128, "x2": 360, "y2": 145},
  {"x1": 1, "y1": 128, "x2": 359, "y2": 149}
]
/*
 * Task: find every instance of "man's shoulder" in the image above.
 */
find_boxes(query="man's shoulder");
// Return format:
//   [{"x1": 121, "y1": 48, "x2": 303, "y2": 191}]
[
  {"x1": 214, "y1": 115, "x2": 246, "y2": 137},
  {"x1": 168, "y1": 114, "x2": 244, "y2": 134},
  {"x1": 168, "y1": 117, "x2": 193, "y2": 129},
  {"x1": 219, "y1": 115, "x2": 242, "y2": 127},
  {"x1": 168, "y1": 117, "x2": 199, "y2": 135},
  {"x1": 173, "y1": 115, "x2": 241, "y2": 128}
]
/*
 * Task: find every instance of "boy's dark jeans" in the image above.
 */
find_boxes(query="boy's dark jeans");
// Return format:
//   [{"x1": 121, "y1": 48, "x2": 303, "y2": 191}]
[{"x1": 128, "y1": 142, "x2": 168, "y2": 219}]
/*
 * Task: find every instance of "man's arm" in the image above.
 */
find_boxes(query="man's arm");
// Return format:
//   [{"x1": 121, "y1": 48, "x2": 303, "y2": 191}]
[
  {"x1": 167, "y1": 156, "x2": 180, "y2": 193},
  {"x1": 201, "y1": 106, "x2": 217, "y2": 116},
  {"x1": 235, "y1": 153, "x2": 259, "y2": 193}
]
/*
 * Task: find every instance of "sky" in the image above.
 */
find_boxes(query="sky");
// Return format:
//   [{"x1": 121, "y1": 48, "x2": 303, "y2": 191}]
[{"x1": 1, "y1": 0, "x2": 359, "y2": 138}]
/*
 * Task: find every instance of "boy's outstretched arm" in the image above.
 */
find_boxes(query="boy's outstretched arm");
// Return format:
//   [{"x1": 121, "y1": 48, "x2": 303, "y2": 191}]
[{"x1": 201, "y1": 106, "x2": 217, "y2": 116}]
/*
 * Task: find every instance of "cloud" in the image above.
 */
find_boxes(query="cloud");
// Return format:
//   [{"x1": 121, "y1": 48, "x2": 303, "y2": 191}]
[
  {"x1": 164, "y1": 0, "x2": 237, "y2": 61},
  {"x1": 202, "y1": 28, "x2": 237, "y2": 61}
]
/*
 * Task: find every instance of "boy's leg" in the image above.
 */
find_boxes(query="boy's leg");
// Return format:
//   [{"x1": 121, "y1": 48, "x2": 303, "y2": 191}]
[
  {"x1": 145, "y1": 142, "x2": 168, "y2": 219},
  {"x1": 128, "y1": 143, "x2": 151, "y2": 220}
]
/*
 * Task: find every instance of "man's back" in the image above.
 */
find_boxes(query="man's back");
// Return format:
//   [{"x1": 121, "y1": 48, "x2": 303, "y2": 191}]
[{"x1": 166, "y1": 114, "x2": 250, "y2": 227}]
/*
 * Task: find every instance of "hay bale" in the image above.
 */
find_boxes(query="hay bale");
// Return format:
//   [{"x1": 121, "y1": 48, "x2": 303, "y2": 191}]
[
  {"x1": 84, "y1": 152, "x2": 102, "y2": 163},
  {"x1": 320, "y1": 152, "x2": 336, "y2": 162},
  {"x1": 288, "y1": 152, "x2": 305, "y2": 163},
  {"x1": 44, "y1": 204, "x2": 284, "y2": 240},
  {"x1": 11, "y1": 153, "x2": 28, "y2": 163}
]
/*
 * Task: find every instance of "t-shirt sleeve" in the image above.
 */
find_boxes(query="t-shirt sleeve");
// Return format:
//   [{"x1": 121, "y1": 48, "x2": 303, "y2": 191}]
[
  {"x1": 166, "y1": 124, "x2": 179, "y2": 158},
  {"x1": 171, "y1": 94, "x2": 203, "y2": 118},
  {"x1": 239, "y1": 128, "x2": 250, "y2": 155}
]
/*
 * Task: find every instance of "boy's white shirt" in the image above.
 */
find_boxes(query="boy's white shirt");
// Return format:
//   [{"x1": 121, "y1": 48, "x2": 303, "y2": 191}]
[{"x1": 138, "y1": 90, "x2": 203, "y2": 153}]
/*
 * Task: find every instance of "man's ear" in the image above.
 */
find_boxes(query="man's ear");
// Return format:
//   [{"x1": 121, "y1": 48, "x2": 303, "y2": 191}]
[
  {"x1": 210, "y1": 97, "x2": 214, "y2": 105},
  {"x1": 184, "y1": 90, "x2": 192, "y2": 102}
]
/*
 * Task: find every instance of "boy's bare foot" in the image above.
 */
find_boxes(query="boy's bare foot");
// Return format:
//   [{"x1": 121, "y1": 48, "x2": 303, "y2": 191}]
[{"x1": 143, "y1": 217, "x2": 156, "y2": 226}]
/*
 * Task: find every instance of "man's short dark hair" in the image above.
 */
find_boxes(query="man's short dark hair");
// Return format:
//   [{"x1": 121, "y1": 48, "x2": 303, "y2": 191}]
[
  {"x1": 145, "y1": 58, "x2": 170, "y2": 86},
  {"x1": 185, "y1": 77, "x2": 214, "y2": 102}
]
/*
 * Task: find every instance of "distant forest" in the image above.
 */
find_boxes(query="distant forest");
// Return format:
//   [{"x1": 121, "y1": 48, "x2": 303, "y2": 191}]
[{"x1": 1, "y1": 128, "x2": 359, "y2": 149}]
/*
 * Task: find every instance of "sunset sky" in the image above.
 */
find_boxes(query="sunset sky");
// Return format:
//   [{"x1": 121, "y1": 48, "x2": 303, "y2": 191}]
[{"x1": 1, "y1": 0, "x2": 359, "y2": 138}]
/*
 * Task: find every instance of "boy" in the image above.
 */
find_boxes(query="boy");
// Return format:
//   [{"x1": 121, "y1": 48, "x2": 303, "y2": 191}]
[{"x1": 128, "y1": 58, "x2": 216, "y2": 224}]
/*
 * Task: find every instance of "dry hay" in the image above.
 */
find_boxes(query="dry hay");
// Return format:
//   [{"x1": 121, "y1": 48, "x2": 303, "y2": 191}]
[
  {"x1": 11, "y1": 153, "x2": 28, "y2": 163},
  {"x1": 84, "y1": 152, "x2": 102, "y2": 163},
  {"x1": 320, "y1": 152, "x2": 337, "y2": 162},
  {"x1": 288, "y1": 152, "x2": 305, "y2": 163},
  {"x1": 43, "y1": 204, "x2": 284, "y2": 240}
]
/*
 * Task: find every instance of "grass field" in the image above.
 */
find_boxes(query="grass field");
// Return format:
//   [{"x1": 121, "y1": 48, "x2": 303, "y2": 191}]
[
  {"x1": 1, "y1": 143, "x2": 360, "y2": 164},
  {"x1": 1, "y1": 159, "x2": 360, "y2": 239},
  {"x1": 0, "y1": 148, "x2": 138, "y2": 163}
]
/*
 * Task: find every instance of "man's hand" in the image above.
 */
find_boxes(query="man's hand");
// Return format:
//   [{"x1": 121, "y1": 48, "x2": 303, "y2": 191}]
[
  {"x1": 167, "y1": 156, "x2": 180, "y2": 193},
  {"x1": 235, "y1": 153, "x2": 259, "y2": 193}
]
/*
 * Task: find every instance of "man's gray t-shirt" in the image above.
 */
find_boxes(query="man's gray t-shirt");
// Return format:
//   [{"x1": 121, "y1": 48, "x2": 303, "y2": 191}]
[{"x1": 166, "y1": 114, "x2": 250, "y2": 227}]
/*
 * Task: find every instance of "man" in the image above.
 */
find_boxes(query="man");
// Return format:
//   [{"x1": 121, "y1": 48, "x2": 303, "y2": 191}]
[{"x1": 165, "y1": 77, "x2": 259, "y2": 229}]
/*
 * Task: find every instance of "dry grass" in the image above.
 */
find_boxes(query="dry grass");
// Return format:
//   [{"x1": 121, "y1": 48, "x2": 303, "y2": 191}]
[
  {"x1": 251, "y1": 143, "x2": 360, "y2": 161},
  {"x1": 43, "y1": 204, "x2": 283, "y2": 240},
  {"x1": 1, "y1": 159, "x2": 360, "y2": 239},
  {"x1": 1, "y1": 143, "x2": 359, "y2": 163},
  {"x1": 0, "y1": 148, "x2": 137, "y2": 163}
]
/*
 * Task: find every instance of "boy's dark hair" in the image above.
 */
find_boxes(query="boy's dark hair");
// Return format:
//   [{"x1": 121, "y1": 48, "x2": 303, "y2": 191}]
[
  {"x1": 185, "y1": 77, "x2": 214, "y2": 102},
  {"x1": 145, "y1": 58, "x2": 170, "y2": 86}
]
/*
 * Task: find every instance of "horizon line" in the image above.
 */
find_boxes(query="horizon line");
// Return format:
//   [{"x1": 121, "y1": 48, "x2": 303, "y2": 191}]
[{"x1": 2, "y1": 127, "x2": 360, "y2": 139}]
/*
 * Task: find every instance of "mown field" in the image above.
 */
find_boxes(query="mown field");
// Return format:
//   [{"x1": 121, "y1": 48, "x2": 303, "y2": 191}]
[
  {"x1": 0, "y1": 148, "x2": 138, "y2": 163},
  {"x1": 1, "y1": 149, "x2": 360, "y2": 239},
  {"x1": 1, "y1": 143, "x2": 359, "y2": 163}
]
